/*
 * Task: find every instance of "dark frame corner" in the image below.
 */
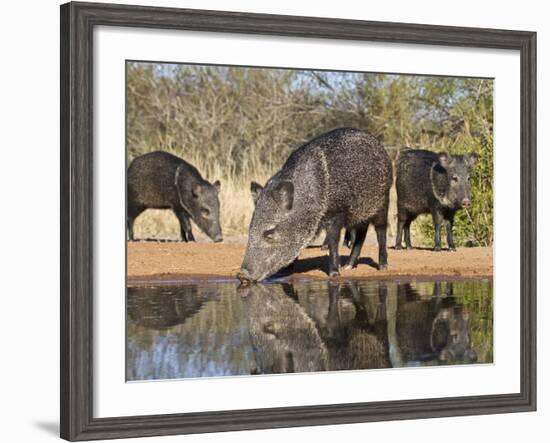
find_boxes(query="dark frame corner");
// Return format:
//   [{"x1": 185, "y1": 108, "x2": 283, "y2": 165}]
[{"x1": 60, "y1": 1, "x2": 536, "y2": 441}]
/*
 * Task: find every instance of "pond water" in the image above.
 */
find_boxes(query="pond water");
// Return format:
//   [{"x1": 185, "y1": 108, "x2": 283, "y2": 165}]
[{"x1": 126, "y1": 279, "x2": 493, "y2": 381}]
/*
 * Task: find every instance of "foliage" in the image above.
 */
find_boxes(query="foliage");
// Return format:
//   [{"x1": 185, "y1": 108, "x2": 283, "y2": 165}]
[
  {"x1": 127, "y1": 63, "x2": 493, "y2": 244},
  {"x1": 452, "y1": 280, "x2": 494, "y2": 363}
]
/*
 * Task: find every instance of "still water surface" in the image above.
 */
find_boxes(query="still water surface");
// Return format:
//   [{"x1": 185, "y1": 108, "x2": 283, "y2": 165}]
[{"x1": 126, "y1": 279, "x2": 492, "y2": 381}]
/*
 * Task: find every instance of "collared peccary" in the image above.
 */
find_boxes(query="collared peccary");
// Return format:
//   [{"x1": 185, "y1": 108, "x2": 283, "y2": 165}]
[
  {"x1": 251, "y1": 181, "x2": 327, "y2": 249},
  {"x1": 127, "y1": 151, "x2": 223, "y2": 242},
  {"x1": 395, "y1": 149, "x2": 478, "y2": 251},
  {"x1": 254, "y1": 183, "x2": 356, "y2": 251},
  {"x1": 238, "y1": 128, "x2": 392, "y2": 282}
]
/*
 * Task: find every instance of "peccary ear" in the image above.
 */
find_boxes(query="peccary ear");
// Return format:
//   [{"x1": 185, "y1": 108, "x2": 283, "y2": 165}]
[
  {"x1": 213, "y1": 180, "x2": 221, "y2": 192},
  {"x1": 438, "y1": 153, "x2": 451, "y2": 169},
  {"x1": 250, "y1": 181, "x2": 264, "y2": 204},
  {"x1": 271, "y1": 181, "x2": 294, "y2": 211},
  {"x1": 466, "y1": 152, "x2": 479, "y2": 168}
]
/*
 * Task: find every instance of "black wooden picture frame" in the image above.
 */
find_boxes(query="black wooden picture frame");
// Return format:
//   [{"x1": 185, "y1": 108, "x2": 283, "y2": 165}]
[{"x1": 60, "y1": 1, "x2": 537, "y2": 441}]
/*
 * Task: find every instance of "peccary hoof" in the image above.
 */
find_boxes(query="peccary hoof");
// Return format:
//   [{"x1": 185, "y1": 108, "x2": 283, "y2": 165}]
[
  {"x1": 448, "y1": 247, "x2": 457, "y2": 252},
  {"x1": 320, "y1": 244, "x2": 329, "y2": 251},
  {"x1": 329, "y1": 270, "x2": 340, "y2": 277},
  {"x1": 379, "y1": 264, "x2": 388, "y2": 270},
  {"x1": 342, "y1": 263, "x2": 354, "y2": 270},
  {"x1": 406, "y1": 245, "x2": 413, "y2": 250},
  {"x1": 433, "y1": 246, "x2": 442, "y2": 252},
  {"x1": 395, "y1": 245, "x2": 402, "y2": 250}
]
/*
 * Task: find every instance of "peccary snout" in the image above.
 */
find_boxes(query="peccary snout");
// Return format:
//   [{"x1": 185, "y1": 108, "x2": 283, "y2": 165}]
[
  {"x1": 185, "y1": 180, "x2": 223, "y2": 242},
  {"x1": 237, "y1": 268, "x2": 255, "y2": 284},
  {"x1": 461, "y1": 198, "x2": 471, "y2": 208}
]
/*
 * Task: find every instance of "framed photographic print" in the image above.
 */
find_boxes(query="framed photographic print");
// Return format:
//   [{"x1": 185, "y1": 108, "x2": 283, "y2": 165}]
[{"x1": 60, "y1": 1, "x2": 537, "y2": 441}]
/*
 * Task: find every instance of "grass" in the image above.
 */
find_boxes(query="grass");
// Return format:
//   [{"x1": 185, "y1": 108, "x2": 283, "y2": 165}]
[{"x1": 127, "y1": 65, "x2": 492, "y2": 247}]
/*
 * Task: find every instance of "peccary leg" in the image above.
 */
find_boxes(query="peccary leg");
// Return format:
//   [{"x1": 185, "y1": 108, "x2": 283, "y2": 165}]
[
  {"x1": 326, "y1": 219, "x2": 343, "y2": 277},
  {"x1": 396, "y1": 210, "x2": 412, "y2": 250},
  {"x1": 385, "y1": 283, "x2": 404, "y2": 368},
  {"x1": 343, "y1": 227, "x2": 367, "y2": 270},
  {"x1": 175, "y1": 210, "x2": 195, "y2": 242},
  {"x1": 432, "y1": 211, "x2": 443, "y2": 251},
  {"x1": 404, "y1": 219, "x2": 413, "y2": 250},
  {"x1": 127, "y1": 206, "x2": 144, "y2": 241},
  {"x1": 344, "y1": 229, "x2": 357, "y2": 249},
  {"x1": 445, "y1": 217, "x2": 456, "y2": 251},
  {"x1": 395, "y1": 219, "x2": 405, "y2": 250},
  {"x1": 320, "y1": 230, "x2": 329, "y2": 251},
  {"x1": 127, "y1": 216, "x2": 135, "y2": 241},
  {"x1": 375, "y1": 224, "x2": 388, "y2": 269},
  {"x1": 326, "y1": 282, "x2": 341, "y2": 334}
]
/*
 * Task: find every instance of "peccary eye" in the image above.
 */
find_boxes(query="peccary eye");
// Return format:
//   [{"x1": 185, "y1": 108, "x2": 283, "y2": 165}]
[
  {"x1": 201, "y1": 208, "x2": 211, "y2": 217},
  {"x1": 263, "y1": 228, "x2": 277, "y2": 242},
  {"x1": 451, "y1": 175, "x2": 459, "y2": 182}
]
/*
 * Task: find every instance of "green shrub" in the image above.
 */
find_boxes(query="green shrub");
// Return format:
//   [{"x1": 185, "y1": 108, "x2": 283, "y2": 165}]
[{"x1": 127, "y1": 63, "x2": 493, "y2": 244}]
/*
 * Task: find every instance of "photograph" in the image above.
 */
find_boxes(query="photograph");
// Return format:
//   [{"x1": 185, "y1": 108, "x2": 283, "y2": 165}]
[
  {"x1": 57, "y1": 1, "x2": 538, "y2": 440},
  {"x1": 125, "y1": 62, "x2": 494, "y2": 380}
]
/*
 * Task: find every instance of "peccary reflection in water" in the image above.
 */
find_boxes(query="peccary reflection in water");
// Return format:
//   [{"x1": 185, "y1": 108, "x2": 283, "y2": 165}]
[
  {"x1": 126, "y1": 280, "x2": 490, "y2": 380},
  {"x1": 312, "y1": 282, "x2": 390, "y2": 371},
  {"x1": 127, "y1": 284, "x2": 255, "y2": 380},
  {"x1": 393, "y1": 282, "x2": 477, "y2": 364},
  {"x1": 239, "y1": 280, "x2": 479, "y2": 375},
  {"x1": 292, "y1": 280, "x2": 477, "y2": 372},
  {"x1": 239, "y1": 283, "x2": 329, "y2": 374},
  {"x1": 127, "y1": 285, "x2": 219, "y2": 329}
]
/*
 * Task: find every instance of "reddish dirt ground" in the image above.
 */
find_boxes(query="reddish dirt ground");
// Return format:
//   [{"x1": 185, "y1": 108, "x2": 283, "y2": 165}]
[{"x1": 127, "y1": 241, "x2": 493, "y2": 283}]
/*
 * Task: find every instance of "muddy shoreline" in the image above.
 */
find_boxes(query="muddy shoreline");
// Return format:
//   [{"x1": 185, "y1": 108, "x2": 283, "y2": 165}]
[{"x1": 127, "y1": 242, "x2": 493, "y2": 285}]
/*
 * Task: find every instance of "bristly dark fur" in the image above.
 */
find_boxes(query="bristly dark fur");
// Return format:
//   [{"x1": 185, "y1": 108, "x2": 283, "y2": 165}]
[
  {"x1": 395, "y1": 149, "x2": 478, "y2": 251},
  {"x1": 239, "y1": 128, "x2": 393, "y2": 281},
  {"x1": 127, "y1": 151, "x2": 222, "y2": 242}
]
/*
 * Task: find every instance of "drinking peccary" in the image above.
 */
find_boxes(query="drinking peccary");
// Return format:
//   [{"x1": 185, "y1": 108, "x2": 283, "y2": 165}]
[
  {"x1": 238, "y1": 128, "x2": 392, "y2": 282},
  {"x1": 127, "y1": 151, "x2": 223, "y2": 242},
  {"x1": 251, "y1": 181, "x2": 327, "y2": 249},
  {"x1": 395, "y1": 149, "x2": 478, "y2": 251}
]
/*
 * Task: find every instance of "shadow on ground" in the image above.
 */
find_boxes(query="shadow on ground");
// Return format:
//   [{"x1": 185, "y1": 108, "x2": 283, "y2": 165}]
[
  {"x1": 274, "y1": 250, "x2": 380, "y2": 277},
  {"x1": 33, "y1": 421, "x2": 59, "y2": 437}
]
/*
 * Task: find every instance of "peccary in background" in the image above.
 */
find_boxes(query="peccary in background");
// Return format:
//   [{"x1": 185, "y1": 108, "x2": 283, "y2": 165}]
[
  {"x1": 239, "y1": 128, "x2": 393, "y2": 282},
  {"x1": 127, "y1": 151, "x2": 223, "y2": 242},
  {"x1": 395, "y1": 149, "x2": 478, "y2": 251}
]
